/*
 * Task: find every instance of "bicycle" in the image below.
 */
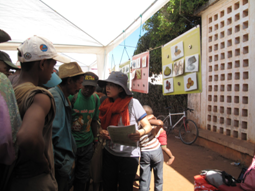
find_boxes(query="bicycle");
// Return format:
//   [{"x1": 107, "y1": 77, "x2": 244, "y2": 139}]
[{"x1": 157, "y1": 107, "x2": 199, "y2": 145}]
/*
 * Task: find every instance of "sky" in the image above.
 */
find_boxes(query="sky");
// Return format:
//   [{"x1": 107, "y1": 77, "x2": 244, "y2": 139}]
[{"x1": 107, "y1": 26, "x2": 147, "y2": 71}]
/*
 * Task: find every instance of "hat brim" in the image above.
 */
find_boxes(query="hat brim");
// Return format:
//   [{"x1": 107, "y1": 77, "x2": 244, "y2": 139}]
[
  {"x1": 98, "y1": 79, "x2": 132, "y2": 96},
  {"x1": 82, "y1": 81, "x2": 97, "y2": 87},
  {"x1": 59, "y1": 71, "x2": 85, "y2": 79},
  {"x1": 4, "y1": 60, "x2": 19, "y2": 69},
  {"x1": 53, "y1": 54, "x2": 71, "y2": 63}
]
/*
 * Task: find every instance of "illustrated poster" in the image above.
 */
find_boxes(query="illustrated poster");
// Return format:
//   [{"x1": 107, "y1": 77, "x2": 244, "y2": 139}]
[
  {"x1": 171, "y1": 41, "x2": 184, "y2": 61},
  {"x1": 185, "y1": 54, "x2": 199, "y2": 72},
  {"x1": 131, "y1": 51, "x2": 149, "y2": 94},
  {"x1": 161, "y1": 25, "x2": 202, "y2": 95}
]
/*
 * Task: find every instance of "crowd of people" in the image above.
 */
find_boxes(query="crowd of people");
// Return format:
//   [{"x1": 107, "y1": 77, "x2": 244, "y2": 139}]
[{"x1": 0, "y1": 32, "x2": 175, "y2": 191}]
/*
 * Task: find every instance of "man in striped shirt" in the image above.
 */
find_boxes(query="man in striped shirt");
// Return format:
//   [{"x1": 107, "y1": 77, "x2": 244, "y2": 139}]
[{"x1": 139, "y1": 105, "x2": 164, "y2": 191}]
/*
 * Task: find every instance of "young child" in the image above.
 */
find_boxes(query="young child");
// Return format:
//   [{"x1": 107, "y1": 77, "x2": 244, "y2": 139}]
[{"x1": 143, "y1": 105, "x2": 175, "y2": 166}]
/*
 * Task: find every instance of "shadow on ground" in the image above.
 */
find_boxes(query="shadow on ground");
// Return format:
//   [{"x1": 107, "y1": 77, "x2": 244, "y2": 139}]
[{"x1": 133, "y1": 130, "x2": 243, "y2": 191}]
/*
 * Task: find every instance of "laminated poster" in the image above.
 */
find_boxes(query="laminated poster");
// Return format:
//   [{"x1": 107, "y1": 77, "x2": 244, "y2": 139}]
[
  {"x1": 163, "y1": 63, "x2": 172, "y2": 79},
  {"x1": 173, "y1": 58, "x2": 184, "y2": 77},
  {"x1": 107, "y1": 124, "x2": 137, "y2": 147},
  {"x1": 171, "y1": 41, "x2": 184, "y2": 61},
  {"x1": 185, "y1": 54, "x2": 199, "y2": 73},
  {"x1": 164, "y1": 78, "x2": 174, "y2": 93},
  {"x1": 184, "y1": 72, "x2": 197, "y2": 91}
]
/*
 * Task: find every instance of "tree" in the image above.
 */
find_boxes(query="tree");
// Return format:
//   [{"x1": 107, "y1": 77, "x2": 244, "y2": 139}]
[
  {"x1": 134, "y1": 0, "x2": 207, "y2": 74},
  {"x1": 132, "y1": 0, "x2": 208, "y2": 115}
]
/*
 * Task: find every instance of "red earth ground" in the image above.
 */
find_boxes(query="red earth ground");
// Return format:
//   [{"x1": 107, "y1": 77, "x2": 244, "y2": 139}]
[{"x1": 133, "y1": 131, "x2": 243, "y2": 191}]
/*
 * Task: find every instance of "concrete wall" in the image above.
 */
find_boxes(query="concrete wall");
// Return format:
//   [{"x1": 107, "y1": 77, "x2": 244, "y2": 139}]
[{"x1": 189, "y1": 0, "x2": 255, "y2": 150}]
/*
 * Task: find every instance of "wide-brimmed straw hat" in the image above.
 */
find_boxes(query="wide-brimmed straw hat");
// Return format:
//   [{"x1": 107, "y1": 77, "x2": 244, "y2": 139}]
[
  {"x1": 98, "y1": 71, "x2": 132, "y2": 96},
  {"x1": 59, "y1": 62, "x2": 85, "y2": 79}
]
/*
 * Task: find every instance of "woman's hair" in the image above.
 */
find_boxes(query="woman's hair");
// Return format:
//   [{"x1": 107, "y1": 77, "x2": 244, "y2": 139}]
[
  {"x1": 60, "y1": 74, "x2": 84, "y2": 86},
  {"x1": 96, "y1": 85, "x2": 103, "y2": 93}
]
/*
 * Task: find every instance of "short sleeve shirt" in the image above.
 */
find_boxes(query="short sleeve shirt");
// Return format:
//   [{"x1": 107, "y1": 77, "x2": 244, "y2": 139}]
[
  {"x1": 105, "y1": 98, "x2": 146, "y2": 157},
  {"x1": 69, "y1": 90, "x2": 100, "y2": 148}
]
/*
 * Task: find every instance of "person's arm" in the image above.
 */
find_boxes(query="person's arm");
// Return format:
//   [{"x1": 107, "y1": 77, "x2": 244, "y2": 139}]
[
  {"x1": 129, "y1": 117, "x2": 151, "y2": 141},
  {"x1": 16, "y1": 93, "x2": 51, "y2": 171}
]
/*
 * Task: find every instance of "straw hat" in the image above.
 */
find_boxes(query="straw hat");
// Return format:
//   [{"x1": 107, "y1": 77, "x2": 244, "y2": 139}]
[
  {"x1": 98, "y1": 71, "x2": 132, "y2": 96},
  {"x1": 59, "y1": 62, "x2": 85, "y2": 79}
]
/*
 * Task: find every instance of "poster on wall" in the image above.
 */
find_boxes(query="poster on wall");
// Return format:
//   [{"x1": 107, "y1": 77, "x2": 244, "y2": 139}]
[
  {"x1": 131, "y1": 59, "x2": 137, "y2": 69},
  {"x1": 136, "y1": 58, "x2": 141, "y2": 68},
  {"x1": 173, "y1": 58, "x2": 184, "y2": 77},
  {"x1": 171, "y1": 41, "x2": 184, "y2": 61},
  {"x1": 131, "y1": 51, "x2": 150, "y2": 94},
  {"x1": 164, "y1": 78, "x2": 174, "y2": 93},
  {"x1": 185, "y1": 54, "x2": 199, "y2": 72},
  {"x1": 161, "y1": 25, "x2": 201, "y2": 95},
  {"x1": 184, "y1": 72, "x2": 197, "y2": 91},
  {"x1": 163, "y1": 63, "x2": 172, "y2": 79},
  {"x1": 142, "y1": 56, "x2": 147, "y2": 68},
  {"x1": 119, "y1": 60, "x2": 131, "y2": 89},
  {"x1": 126, "y1": 65, "x2": 130, "y2": 73}
]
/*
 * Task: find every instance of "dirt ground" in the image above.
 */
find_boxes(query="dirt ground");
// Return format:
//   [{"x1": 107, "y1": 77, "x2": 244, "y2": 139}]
[{"x1": 133, "y1": 131, "x2": 243, "y2": 191}]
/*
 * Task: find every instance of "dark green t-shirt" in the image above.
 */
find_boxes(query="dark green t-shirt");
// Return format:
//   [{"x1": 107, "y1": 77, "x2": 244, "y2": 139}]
[{"x1": 68, "y1": 90, "x2": 100, "y2": 148}]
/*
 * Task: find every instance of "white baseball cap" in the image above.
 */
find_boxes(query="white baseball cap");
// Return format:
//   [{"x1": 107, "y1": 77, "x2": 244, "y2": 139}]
[{"x1": 18, "y1": 35, "x2": 70, "y2": 63}]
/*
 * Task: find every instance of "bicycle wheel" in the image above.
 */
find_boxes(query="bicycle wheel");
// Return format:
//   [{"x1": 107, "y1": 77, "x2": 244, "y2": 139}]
[
  {"x1": 179, "y1": 119, "x2": 198, "y2": 145},
  {"x1": 157, "y1": 115, "x2": 171, "y2": 135}
]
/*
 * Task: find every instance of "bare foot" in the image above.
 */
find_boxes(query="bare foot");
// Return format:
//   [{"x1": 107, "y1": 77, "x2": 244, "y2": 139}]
[{"x1": 166, "y1": 156, "x2": 175, "y2": 165}]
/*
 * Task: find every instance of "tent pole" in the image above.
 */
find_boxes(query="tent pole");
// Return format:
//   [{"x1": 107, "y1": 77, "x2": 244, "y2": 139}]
[{"x1": 103, "y1": 48, "x2": 106, "y2": 79}]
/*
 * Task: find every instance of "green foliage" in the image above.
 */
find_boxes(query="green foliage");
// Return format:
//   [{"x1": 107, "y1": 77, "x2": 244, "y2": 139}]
[
  {"x1": 133, "y1": 0, "x2": 207, "y2": 114},
  {"x1": 134, "y1": 0, "x2": 207, "y2": 74},
  {"x1": 132, "y1": 84, "x2": 187, "y2": 118}
]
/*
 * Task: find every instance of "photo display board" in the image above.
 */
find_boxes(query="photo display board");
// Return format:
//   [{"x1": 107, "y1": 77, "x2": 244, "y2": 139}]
[
  {"x1": 161, "y1": 25, "x2": 202, "y2": 95},
  {"x1": 131, "y1": 51, "x2": 149, "y2": 94},
  {"x1": 119, "y1": 60, "x2": 131, "y2": 90}
]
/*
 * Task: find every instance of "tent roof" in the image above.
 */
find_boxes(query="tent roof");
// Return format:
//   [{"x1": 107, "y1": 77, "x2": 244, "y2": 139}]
[
  {"x1": 0, "y1": 0, "x2": 168, "y2": 48},
  {"x1": 0, "y1": 0, "x2": 169, "y2": 76}
]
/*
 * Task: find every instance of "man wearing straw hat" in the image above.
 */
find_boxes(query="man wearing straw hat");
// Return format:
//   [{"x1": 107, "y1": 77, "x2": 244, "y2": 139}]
[
  {"x1": 7, "y1": 35, "x2": 70, "y2": 191},
  {"x1": 49, "y1": 62, "x2": 85, "y2": 191}
]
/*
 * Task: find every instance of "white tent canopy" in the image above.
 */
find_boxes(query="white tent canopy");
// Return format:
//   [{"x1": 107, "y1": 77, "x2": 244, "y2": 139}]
[{"x1": 0, "y1": 0, "x2": 169, "y2": 78}]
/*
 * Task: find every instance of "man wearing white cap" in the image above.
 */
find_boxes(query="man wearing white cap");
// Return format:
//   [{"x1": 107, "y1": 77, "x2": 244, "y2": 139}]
[{"x1": 7, "y1": 35, "x2": 70, "y2": 191}]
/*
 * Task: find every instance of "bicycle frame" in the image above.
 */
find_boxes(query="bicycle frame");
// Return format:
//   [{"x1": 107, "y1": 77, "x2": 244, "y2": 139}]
[{"x1": 165, "y1": 110, "x2": 186, "y2": 130}]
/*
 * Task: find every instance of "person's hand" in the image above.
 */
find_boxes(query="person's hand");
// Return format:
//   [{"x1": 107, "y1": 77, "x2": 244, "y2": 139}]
[
  {"x1": 166, "y1": 156, "x2": 175, "y2": 166},
  {"x1": 146, "y1": 114, "x2": 156, "y2": 121},
  {"x1": 128, "y1": 130, "x2": 142, "y2": 141},
  {"x1": 99, "y1": 129, "x2": 111, "y2": 140}
]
